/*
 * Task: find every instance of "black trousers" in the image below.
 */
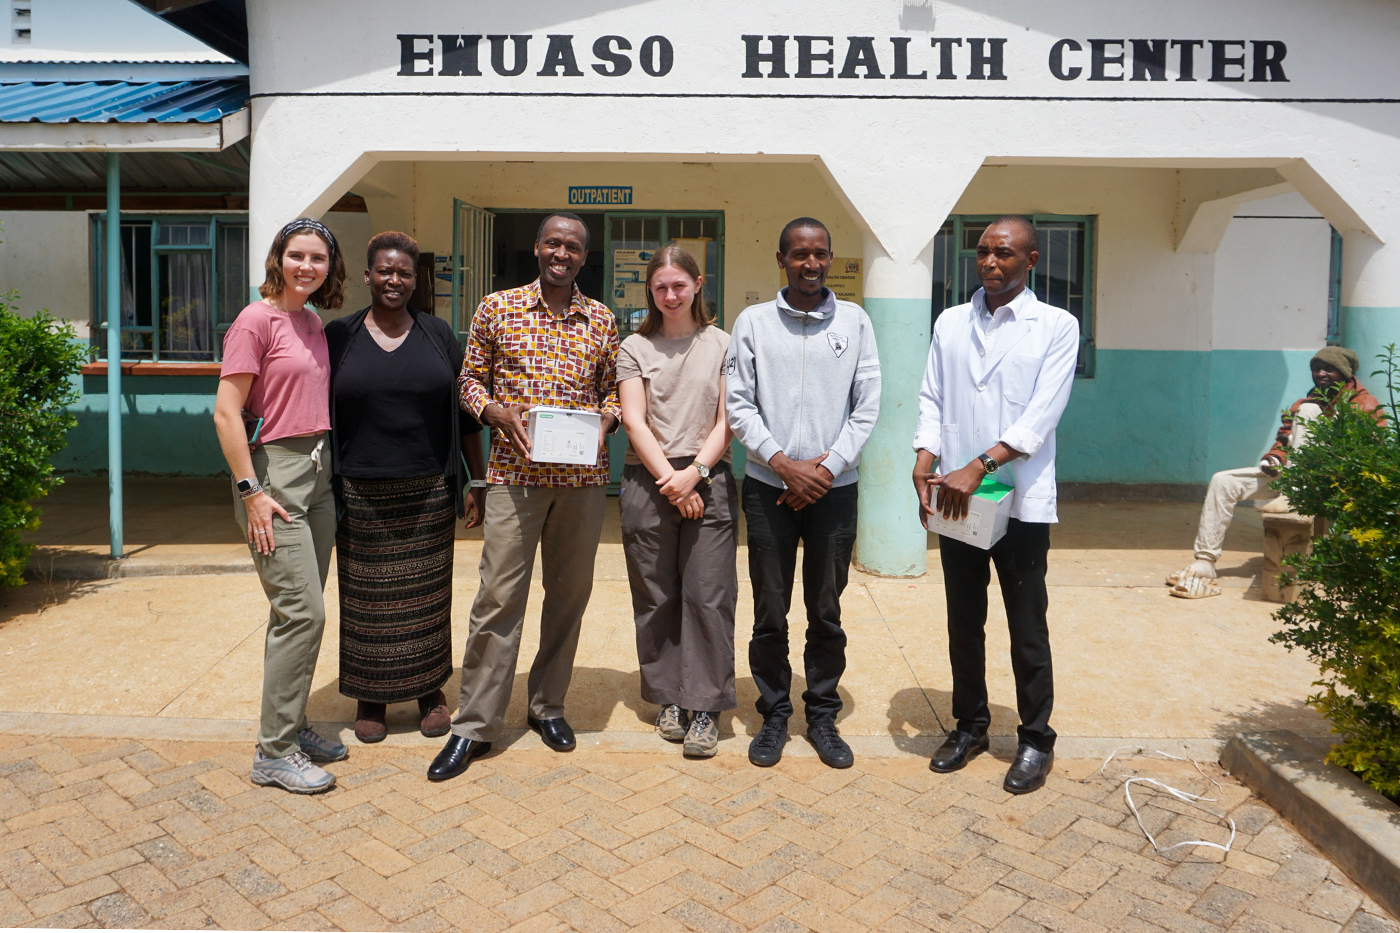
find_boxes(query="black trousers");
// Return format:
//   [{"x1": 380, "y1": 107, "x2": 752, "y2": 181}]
[
  {"x1": 744, "y1": 478, "x2": 858, "y2": 724},
  {"x1": 939, "y1": 518, "x2": 1056, "y2": 752}
]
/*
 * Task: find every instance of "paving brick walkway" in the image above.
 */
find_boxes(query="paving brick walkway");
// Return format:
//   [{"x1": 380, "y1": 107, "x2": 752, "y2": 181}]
[{"x1": 1, "y1": 736, "x2": 1395, "y2": 932}]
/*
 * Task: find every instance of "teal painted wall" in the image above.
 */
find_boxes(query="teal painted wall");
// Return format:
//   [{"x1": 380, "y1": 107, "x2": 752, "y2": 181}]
[
  {"x1": 1342, "y1": 306, "x2": 1400, "y2": 379},
  {"x1": 57, "y1": 374, "x2": 227, "y2": 475},
  {"x1": 1056, "y1": 349, "x2": 1316, "y2": 484},
  {"x1": 55, "y1": 348, "x2": 1321, "y2": 484}
]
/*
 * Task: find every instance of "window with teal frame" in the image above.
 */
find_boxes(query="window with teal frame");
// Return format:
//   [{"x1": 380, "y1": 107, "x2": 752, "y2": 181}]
[
  {"x1": 603, "y1": 212, "x2": 724, "y2": 338},
  {"x1": 932, "y1": 214, "x2": 1096, "y2": 376},
  {"x1": 90, "y1": 213, "x2": 249, "y2": 363}
]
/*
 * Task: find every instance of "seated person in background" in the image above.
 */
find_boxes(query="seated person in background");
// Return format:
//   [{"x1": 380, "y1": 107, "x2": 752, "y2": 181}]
[{"x1": 1169, "y1": 346, "x2": 1383, "y2": 599}]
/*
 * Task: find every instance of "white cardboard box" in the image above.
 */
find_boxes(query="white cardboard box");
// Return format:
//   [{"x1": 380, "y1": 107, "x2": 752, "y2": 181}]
[
  {"x1": 927, "y1": 477, "x2": 1014, "y2": 550},
  {"x1": 527, "y1": 406, "x2": 601, "y2": 466}
]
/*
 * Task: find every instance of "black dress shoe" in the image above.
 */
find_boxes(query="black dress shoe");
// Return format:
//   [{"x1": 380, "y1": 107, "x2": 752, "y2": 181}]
[
  {"x1": 426, "y1": 736, "x2": 491, "y2": 782},
  {"x1": 1003, "y1": 744, "x2": 1054, "y2": 794},
  {"x1": 929, "y1": 729, "x2": 990, "y2": 773},
  {"x1": 527, "y1": 715, "x2": 576, "y2": 752}
]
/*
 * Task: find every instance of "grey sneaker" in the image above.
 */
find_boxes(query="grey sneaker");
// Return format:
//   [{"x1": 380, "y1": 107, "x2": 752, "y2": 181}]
[
  {"x1": 297, "y1": 726, "x2": 348, "y2": 763},
  {"x1": 683, "y1": 711, "x2": 719, "y2": 758},
  {"x1": 656, "y1": 705, "x2": 690, "y2": 742},
  {"x1": 251, "y1": 750, "x2": 336, "y2": 794}
]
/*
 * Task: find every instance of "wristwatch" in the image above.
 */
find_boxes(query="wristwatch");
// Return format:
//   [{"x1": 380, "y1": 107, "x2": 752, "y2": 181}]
[
  {"x1": 236, "y1": 478, "x2": 263, "y2": 498},
  {"x1": 976, "y1": 454, "x2": 1000, "y2": 475},
  {"x1": 692, "y1": 461, "x2": 712, "y2": 484}
]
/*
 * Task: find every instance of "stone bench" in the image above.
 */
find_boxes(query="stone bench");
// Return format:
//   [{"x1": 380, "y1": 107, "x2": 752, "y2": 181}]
[{"x1": 1261, "y1": 511, "x2": 1326, "y2": 602}]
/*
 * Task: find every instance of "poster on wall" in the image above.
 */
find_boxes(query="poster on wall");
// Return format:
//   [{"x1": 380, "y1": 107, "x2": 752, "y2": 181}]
[
  {"x1": 778, "y1": 258, "x2": 863, "y2": 304},
  {"x1": 612, "y1": 248, "x2": 653, "y2": 332}
]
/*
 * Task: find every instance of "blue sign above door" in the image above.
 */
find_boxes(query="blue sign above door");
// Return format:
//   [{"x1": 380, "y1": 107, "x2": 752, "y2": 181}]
[{"x1": 569, "y1": 186, "x2": 633, "y2": 206}]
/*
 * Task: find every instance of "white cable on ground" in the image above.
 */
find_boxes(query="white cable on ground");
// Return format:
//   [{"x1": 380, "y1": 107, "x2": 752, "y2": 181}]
[{"x1": 1095, "y1": 746, "x2": 1237, "y2": 855}]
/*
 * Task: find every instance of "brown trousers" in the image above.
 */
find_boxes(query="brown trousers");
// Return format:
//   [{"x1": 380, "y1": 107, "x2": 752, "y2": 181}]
[
  {"x1": 450, "y1": 483, "x2": 606, "y2": 742},
  {"x1": 621, "y1": 460, "x2": 739, "y2": 713}
]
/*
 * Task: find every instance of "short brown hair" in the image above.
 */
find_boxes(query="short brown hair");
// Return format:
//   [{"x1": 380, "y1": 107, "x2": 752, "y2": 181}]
[
  {"x1": 637, "y1": 245, "x2": 714, "y2": 337},
  {"x1": 366, "y1": 230, "x2": 419, "y2": 269},
  {"x1": 258, "y1": 220, "x2": 347, "y2": 311}
]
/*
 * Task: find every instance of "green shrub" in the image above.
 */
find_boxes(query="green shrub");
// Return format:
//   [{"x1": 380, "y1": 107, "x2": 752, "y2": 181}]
[
  {"x1": 1271, "y1": 346, "x2": 1400, "y2": 796},
  {"x1": 0, "y1": 290, "x2": 87, "y2": 587}
]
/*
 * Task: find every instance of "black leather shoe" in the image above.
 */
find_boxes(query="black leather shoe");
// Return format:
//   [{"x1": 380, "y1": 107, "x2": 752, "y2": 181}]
[
  {"x1": 1003, "y1": 744, "x2": 1054, "y2": 794},
  {"x1": 427, "y1": 736, "x2": 491, "y2": 782},
  {"x1": 527, "y1": 716, "x2": 576, "y2": 752},
  {"x1": 929, "y1": 729, "x2": 990, "y2": 773}
]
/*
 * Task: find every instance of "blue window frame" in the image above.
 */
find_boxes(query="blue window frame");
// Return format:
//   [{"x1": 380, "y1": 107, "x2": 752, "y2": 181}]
[
  {"x1": 1327, "y1": 226, "x2": 1343, "y2": 344},
  {"x1": 91, "y1": 213, "x2": 249, "y2": 363},
  {"x1": 932, "y1": 214, "x2": 1096, "y2": 377}
]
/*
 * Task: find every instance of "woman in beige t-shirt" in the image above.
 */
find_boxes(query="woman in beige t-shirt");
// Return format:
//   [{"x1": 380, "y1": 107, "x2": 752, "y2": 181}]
[{"x1": 617, "y1": 245, "x2": 737, "y2": 759}]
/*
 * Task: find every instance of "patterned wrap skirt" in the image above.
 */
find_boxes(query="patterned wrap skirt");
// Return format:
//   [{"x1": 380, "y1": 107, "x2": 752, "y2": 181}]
[{"x1": 336, "y1": 473, "x2": 455, "y2": 703}]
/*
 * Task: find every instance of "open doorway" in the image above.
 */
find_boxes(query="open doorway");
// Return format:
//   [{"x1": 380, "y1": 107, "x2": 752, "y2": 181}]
[{"x1": 490, "y1": 211, "x2": 606, "y2": 300}]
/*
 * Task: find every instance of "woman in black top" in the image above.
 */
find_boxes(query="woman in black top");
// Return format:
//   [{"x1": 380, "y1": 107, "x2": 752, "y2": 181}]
[{"x1": 326, "y1": 231, "x2": 487, "y2": 743}]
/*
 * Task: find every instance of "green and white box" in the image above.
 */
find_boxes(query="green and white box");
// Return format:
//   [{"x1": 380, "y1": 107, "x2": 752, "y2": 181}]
[
  {"x1": 929, "y1": 476, "x2": 1014, "y2": 550},
  {"x1": 527, "y1": 406, "x2": 601, "y2": 466}
]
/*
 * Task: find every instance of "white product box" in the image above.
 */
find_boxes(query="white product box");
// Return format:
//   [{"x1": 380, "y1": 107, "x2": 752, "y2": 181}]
[
  {"x1": 527, "y1": 406, "x2": 601, "y2": 466},
  {"x1": 927, "y1": 477, "x2": 1014, "y2": 550}
]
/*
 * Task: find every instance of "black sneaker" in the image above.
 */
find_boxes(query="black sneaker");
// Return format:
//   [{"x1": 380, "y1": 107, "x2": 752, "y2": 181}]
[
  {"x1": 807, "y1": 722, "x2": 854, "y2": 769},
  {"x1": 748, "y1": 716, "x2": 787, "y2": 767}
]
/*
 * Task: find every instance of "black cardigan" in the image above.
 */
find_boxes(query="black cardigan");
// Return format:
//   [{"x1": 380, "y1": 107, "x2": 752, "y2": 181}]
[{"x1": 325, "y1": 307, "x2": 479, "y2": 519}]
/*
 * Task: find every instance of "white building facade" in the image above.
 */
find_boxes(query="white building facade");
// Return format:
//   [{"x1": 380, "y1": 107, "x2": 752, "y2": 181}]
[{"x1": 3, "y1": 0, "x2": 1397, "y2": 575}]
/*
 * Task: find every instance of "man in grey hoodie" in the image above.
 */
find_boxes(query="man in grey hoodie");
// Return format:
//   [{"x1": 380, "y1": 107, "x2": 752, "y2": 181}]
[{"x1": 726, "y1": 217, "x2": 881, "y2": 769}]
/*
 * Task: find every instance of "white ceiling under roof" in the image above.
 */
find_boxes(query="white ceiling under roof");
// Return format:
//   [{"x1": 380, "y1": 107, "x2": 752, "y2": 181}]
[{"x1": 3, "y1": 0, "x2": 234, "y2": 63}]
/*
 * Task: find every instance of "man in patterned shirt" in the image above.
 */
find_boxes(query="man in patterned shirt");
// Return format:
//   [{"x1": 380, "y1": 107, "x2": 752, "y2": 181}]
[{"x1": 428, "y1": 212, "x2": 621, "y2": 781}]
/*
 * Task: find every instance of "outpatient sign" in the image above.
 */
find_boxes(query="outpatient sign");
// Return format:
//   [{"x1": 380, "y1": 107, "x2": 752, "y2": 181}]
[{"x1": 396, "y1": 34, "x2": 1291, "y2": 84}]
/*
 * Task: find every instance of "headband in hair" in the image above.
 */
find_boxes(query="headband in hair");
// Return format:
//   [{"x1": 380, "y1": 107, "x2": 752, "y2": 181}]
[{"x1": 279, "y1": 217, "x2": 339, "y2": 263}]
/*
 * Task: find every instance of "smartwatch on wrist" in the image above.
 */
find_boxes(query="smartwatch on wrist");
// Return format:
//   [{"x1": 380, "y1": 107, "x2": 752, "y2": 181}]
[
  {"x1": 468, "y1": 480, "x2": 488, "y2": 489},
  {"x1": 236, "y1": 478, "x2": 262, "y2": 498},
  {"x1": 692, "y1": 461, "x2": 712, "y2": 484},
  {"x1": 976, "y1": 454, "x2": 999, "y2": 475}
]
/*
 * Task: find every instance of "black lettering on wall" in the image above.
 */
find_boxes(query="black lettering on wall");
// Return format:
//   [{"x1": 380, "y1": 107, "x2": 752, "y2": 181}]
[
  {"x1": 1088, "y1": 39, "x2": 1124, "y2": 80},
  {"x1": 966, "y1": 38, "x2": 1006, "y2": 80},
  {"x1": 488, "y1": 35, "x2": 531, "y2": 76},
  {"x1": 1210, "y1": 39, "x2": 1246, "y2": 81},
  {"x1": 930, "y1": 37, "x2": 962, "y2": 79},
  {"x1": 890, "y1": 37, "x2": 926, "y2": 79},
  {"x1": 742, "y1": 35, "x2": 789, "y2": 77},
  {"x1": 1130, "y1": 39, "x2": 1167, "y2": 81},
  {"x1": 1171, "y1": 39, "x2": 1204, "y2": 81},
  {"x1": 397, "y1": 34, "x2": 433, "y2": 76},
  {"x1": 592, "y1": 36, "x2": 631, "y2": 76},
  {"x1": 640, "y1": 36, "x2": 673, "y2": 76},
  {"x1": 1048, "y1": 38, "x2": 1082, "y2": 80},
  {"x1": 795, "y1": 36, "x2": 834, "y2": 78},
  {"x1": 438, "y1": 35, "x2": 482, "y2": 76},
  {"x1": 1251, "y1": 40, "x2": 1288, "y2": 81},
  {"x1": 839, "y1": 36, "x2": 885, "y2": 78},
  {"x1": 537, "y1": 35, "x2": 583, "y2": 76}
]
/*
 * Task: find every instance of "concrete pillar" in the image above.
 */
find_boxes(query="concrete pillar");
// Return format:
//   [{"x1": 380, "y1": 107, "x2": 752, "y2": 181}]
[
  {"x1": 1341, "y1": 229, "x2": 1400, "y2": 392},
  {"x1": 855, "y1": 233, "x2": 933, "y2": 577}
]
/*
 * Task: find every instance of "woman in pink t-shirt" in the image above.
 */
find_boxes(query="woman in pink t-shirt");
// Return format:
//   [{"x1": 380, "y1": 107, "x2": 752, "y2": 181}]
[{"x1": 214, "y1": 218, "x2": 347, "y2": 795}]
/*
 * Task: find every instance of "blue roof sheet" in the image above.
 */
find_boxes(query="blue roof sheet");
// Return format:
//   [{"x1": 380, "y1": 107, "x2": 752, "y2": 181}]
[{"x1": 0, "y1": 78, "x2": 248, "y2": 123}]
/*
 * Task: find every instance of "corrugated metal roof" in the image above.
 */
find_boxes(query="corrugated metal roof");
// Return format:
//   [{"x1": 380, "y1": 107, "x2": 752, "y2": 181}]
[
  {"x1": 0, "y1": 78, "x2": 247, "y2": 124},
  {"x1": 0, "y1": 142, "x2": 248, "y2": 189}
]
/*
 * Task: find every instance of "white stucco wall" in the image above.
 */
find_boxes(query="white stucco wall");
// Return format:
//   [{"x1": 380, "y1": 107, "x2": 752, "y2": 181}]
[
  {"x1": 1212, "y1": 191, "x2": 1331, "y2": 351},
  {"x1": 0, "y1": 211, "x2": 91, "y2": 332}
]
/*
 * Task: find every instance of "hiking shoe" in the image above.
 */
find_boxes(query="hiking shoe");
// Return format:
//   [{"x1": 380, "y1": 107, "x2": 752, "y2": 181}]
[
  {"x1": 748, "y1": 716, "x2": 787, "y2": 767},
  {"x1": 807, "y1": 722, "x2": 854, "y2": 769},
  {"x1": 656, "y1": 704, "x2": 690, "y2": 742},
  {"x1": 251, "y1": 750, "x2": 336, "y2": 794},
  {"x1": 297, "y1": 726, "x2": 349, "y2": 762},
  {"x1": 683, "y1": 711, "x2": 719, "y2": 758}
]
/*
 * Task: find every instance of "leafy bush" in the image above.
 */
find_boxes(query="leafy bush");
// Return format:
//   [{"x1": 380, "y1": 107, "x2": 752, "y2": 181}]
[
  {"x1": 1271, "y1": 346, "x2": 1400, "y2": 796},
  {"x1": 0, "y1": 290, "x2": 87, "y2": 587}
]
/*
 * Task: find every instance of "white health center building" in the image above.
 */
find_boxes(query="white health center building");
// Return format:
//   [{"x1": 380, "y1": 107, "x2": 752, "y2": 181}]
[{"x1": 1, "y1": 0, "x2": 1397, "y2": 574}]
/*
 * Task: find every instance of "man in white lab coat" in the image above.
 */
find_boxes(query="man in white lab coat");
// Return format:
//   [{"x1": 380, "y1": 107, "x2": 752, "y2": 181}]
[{"x1": 911, "y1": 216, "x2": 1079, "y2": 794}]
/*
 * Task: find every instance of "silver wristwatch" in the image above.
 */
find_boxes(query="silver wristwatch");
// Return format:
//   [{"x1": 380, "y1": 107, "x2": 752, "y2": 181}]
[
  {"x1": 692, "y1": 461, "x2": 712, "y2": 484},
  {"x1": 236, "y1": 478, "x2": 263, "y2": 498}
]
